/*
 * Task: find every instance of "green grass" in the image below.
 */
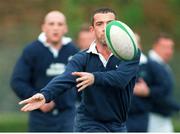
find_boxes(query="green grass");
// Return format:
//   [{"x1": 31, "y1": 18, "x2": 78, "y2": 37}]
[
  {"x1": 0, "y1": 112, "x2": 28, "y2": 132},
  {"x1": 173, "y1": 114, "x2": 180, "y2": 132}
]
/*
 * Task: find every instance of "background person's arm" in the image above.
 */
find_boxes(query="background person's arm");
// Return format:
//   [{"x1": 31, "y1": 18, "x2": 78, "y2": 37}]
[{"x1": 10, "y1": 46, "x2": 38, "y2": 100}]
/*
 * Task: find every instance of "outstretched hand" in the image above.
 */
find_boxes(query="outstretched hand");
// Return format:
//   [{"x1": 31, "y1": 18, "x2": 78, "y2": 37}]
[
  {"x1": 19, "y1": 93, "x2": 46, "y2": 112},
  {"x1": 72, "y1": 72, "x2": 94, "y2": 92}
]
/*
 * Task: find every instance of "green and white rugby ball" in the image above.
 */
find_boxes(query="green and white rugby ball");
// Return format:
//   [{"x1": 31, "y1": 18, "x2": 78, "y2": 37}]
[{"x1": 105, "y1": 20, "x2": 138, "y2": 60}]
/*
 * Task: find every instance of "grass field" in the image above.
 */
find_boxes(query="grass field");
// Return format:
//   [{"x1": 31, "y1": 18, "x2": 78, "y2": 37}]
[
  {"x1": 0, "y1": 112, "x2": 179, "y2": 132},
  {"x1": 0, "y1": 112, "x2": 28, "y2": 132}
]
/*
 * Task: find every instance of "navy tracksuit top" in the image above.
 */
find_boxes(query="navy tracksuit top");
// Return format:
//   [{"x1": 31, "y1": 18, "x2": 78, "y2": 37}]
[
  {"x1": 41, "y1": 49, "x2": 141, "y2": 123},
  {"x1": 10, "y1": 40, "x2": 78, "y2": 131}
]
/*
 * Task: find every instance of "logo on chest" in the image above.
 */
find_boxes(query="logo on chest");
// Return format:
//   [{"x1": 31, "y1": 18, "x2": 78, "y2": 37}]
[{"x1": 46, "y1": 63, "x2": 66, "y2": 76}]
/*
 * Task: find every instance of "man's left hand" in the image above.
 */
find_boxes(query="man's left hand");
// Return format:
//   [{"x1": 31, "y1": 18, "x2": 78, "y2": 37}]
[{"x1": 72, "y1": 72, "x2": 94, "y2": 92}]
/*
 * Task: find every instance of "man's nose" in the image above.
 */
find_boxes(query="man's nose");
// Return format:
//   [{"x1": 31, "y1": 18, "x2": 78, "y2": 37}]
[
  {"x1": 53, "y1": 24, "x2": 60, "y2": 29},
  {"x1": 103, "y1": 24, "x2": 107, "y2": 32}
]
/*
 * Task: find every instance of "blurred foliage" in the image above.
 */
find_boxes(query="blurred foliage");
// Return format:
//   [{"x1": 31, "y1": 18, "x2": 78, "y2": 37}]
[{"x1": 0, "y1": 0, "x2": 179, "y2": 131}]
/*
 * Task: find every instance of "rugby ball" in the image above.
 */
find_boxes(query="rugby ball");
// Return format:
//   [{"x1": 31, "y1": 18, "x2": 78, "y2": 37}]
[{"x1": 105, "y1": 20, "x2": 138, "y2": 60}]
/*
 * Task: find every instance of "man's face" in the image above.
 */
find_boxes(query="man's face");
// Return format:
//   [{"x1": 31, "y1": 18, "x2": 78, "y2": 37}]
[
  {"x1": 42, "y1": 12, "x2": 67, "y2": 45},
  {"x1": 90, "y1": 13, "x2": 115, "y2": 46},
  {"x1": 155, "y1": 38, "x2": 174, "y2": 63}
]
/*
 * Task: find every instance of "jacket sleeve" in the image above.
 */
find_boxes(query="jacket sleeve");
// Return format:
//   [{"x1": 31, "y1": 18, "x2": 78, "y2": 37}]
[
  {"x1": 41, "y1": 52, "x2": 86, "y2": 102},
  {"x1": 10, "y1": 47, "x2": 37, "y2": 100},
  {"x1": 162, "y1": 96, "x2": 180, "y2": 112},
  {"x1": 93, "y1": 50, "x2": 140, "y2": 90}
]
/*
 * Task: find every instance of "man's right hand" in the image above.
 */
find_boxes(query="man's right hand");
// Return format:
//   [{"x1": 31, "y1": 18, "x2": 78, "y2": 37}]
[{"x1": 19, "y1": 93, "x2": 46, "y2": 112}]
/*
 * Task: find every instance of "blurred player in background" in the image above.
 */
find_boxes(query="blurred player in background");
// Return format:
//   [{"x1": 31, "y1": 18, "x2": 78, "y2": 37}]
[
  {"x1": 127, "y1": 33, "x2": 180, "y2": 132},
  {"x1": 76, "y1": 23, "x2": 95, "y2": 50},
  {"x1": 148, "y1": 33, "x2": 180, "y2": 132},
  {"x1": 10, "y1": 10, "x2": 78, "y2": 132}
]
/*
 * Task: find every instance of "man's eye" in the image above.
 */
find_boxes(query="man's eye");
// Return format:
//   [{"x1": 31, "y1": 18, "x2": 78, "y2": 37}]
[
  {"x1": 58, "y1": 23, "x2": 63, "y2": 26},
  {"x1": 49, "y1": 22, "x2": 54, "y2": 26},
  {"x1": 96, "y1": 23, "x2": 102, "y2": 26}
]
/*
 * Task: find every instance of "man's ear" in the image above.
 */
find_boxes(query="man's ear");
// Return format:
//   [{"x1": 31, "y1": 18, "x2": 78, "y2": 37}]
[{"x1": 89, "y1": 25, "x2": 94, "y2": 32}]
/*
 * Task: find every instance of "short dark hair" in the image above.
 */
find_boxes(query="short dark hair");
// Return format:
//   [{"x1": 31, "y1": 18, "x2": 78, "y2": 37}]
[
  {"x1": 154, "y1": 32, "x2": 173, "y2": 43},
  {"x1": 91, "y1": 7, "x2": 117, "y2": 26}
]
